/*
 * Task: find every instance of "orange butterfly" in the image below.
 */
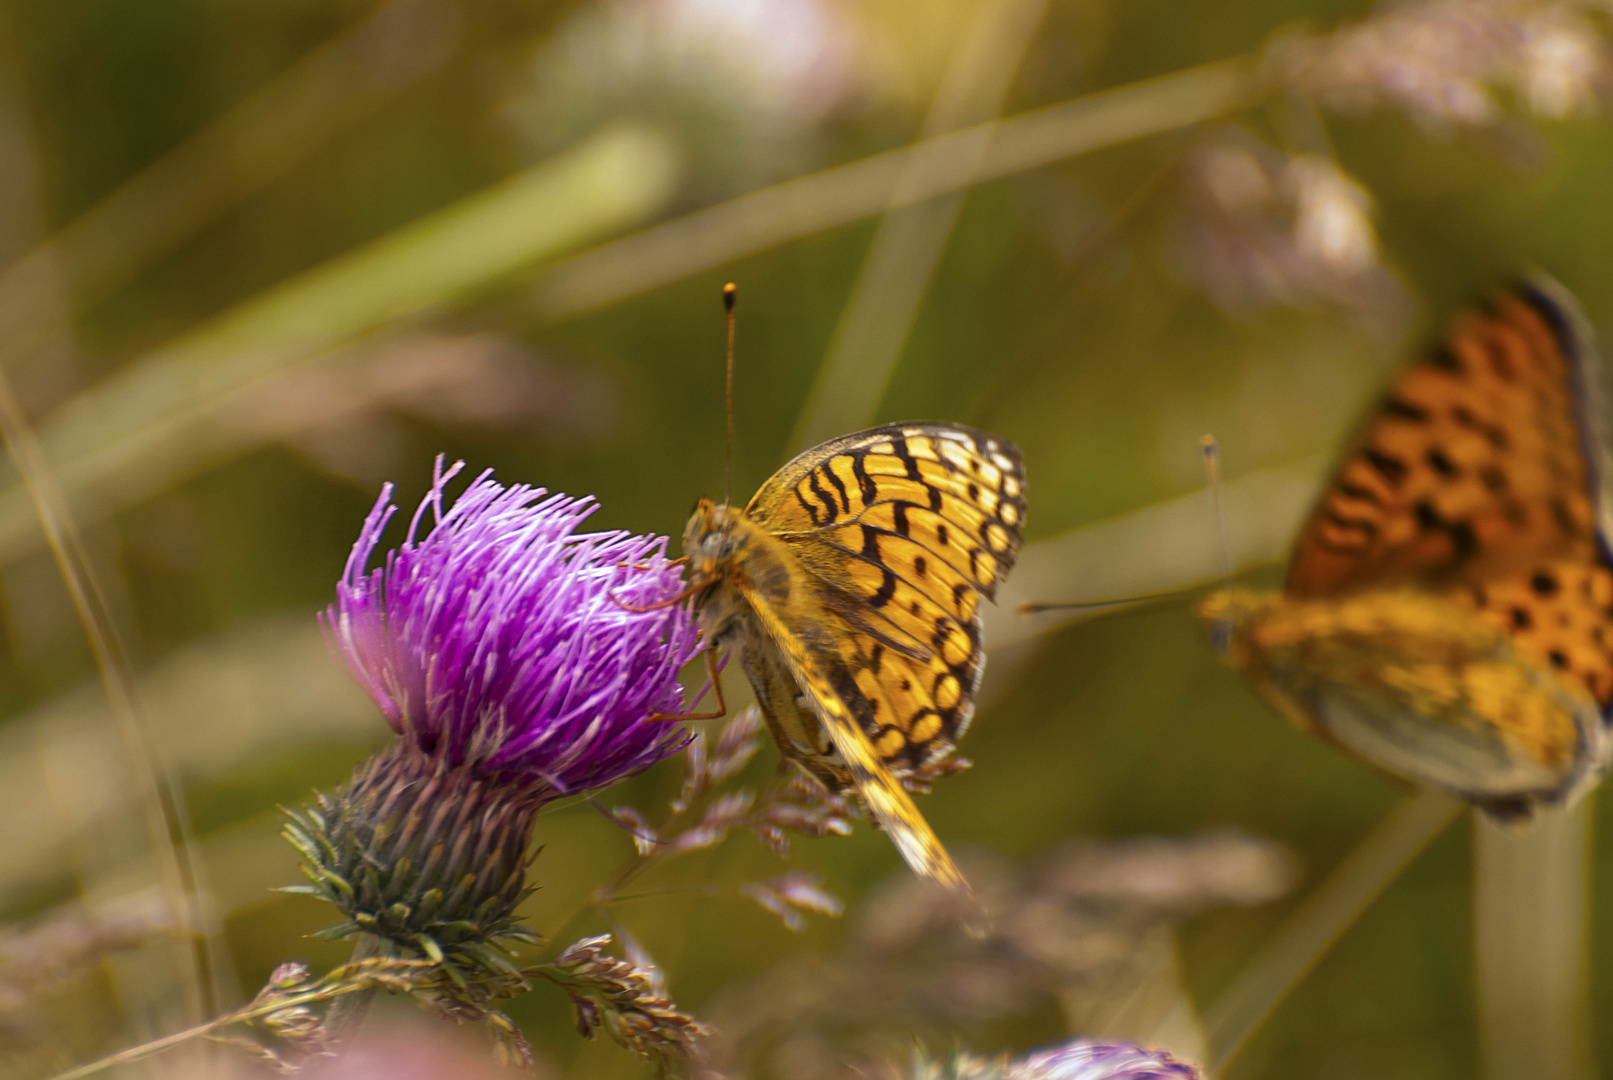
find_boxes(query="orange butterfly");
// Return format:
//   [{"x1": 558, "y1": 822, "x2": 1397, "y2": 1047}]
[
  {"x1": 1201, "y1": 276, "x2": 1613, "y2": 819},
  {"x1": 679, "y1": 423, "x2": 1025, "y2": 903}
]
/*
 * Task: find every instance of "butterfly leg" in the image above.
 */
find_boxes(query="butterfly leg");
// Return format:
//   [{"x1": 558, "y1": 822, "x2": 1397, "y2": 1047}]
[{"x1": 646, "y1": 648, "x2": 728, "y2": 722}]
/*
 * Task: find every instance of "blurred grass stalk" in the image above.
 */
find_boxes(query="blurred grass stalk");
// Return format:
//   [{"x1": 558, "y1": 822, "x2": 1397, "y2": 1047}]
[
  {"x1": 2, "y1": 356, "x2": 239, "y2": 1027},
  {"x1": 0, "y1": 0, "x2": 462, "y2": 367},
  {"x1": 531, "y1": 55, "x2": 1261, "y2": 321},
  {"x1": 0, "y1": 616, "x2": 374, "y2": 908},
  {"x1": 1198, "y1": 789, "x2": 1463, "y2": 1074},
  {"x1": 0, "y1": 124, "x2": 680, "y2": 563},
  {"x1": 0, "y1": 57, "x2": 1263, "y2": 563},
  {"x1": 788, "y1": 0, "x2": 1050, "y2": 453},
  {"x1": 1474, "y1": 800, "x2": 1594, "y2": 1080},
  {"x1": 0, "y1": 226, "x2": 216, "y2": 1032}
]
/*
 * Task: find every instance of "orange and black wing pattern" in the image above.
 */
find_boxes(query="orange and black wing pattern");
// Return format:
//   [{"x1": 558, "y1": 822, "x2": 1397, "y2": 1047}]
[
  {"x1": 1286, "y1": 280, "x2": 1613, "y2": 713},
  {"x1": 745, "y1": 422, "x2": 1026, "y2": 772}
]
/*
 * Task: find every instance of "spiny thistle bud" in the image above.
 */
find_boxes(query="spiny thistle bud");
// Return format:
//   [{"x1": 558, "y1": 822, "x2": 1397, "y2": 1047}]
[{"x1": 286, "y1": 458, "x2": 699, "y2": 977}]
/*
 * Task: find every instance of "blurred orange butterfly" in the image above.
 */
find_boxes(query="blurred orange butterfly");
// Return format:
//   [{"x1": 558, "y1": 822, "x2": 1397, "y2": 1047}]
[{"x1": 1202, "y1": 276, "x2": 1613, "y2": 819}]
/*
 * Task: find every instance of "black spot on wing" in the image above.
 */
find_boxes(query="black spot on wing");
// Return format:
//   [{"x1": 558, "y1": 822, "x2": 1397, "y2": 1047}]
[
  {"x1": 1430, "y1": 345, "x2": 1464, "y2": 373},
  {"x1": 822, "y1": 462, "x2": 851, "y2": 515},
  {"x1": 869, "y1": 568, "x2": 898, "y2": 609},
  {"x1": 893, "y1": 438, "x2": 921, "y2": 480},
  {"x1": 851, "y1": 452, "x2": 879, "y2": 506},
  {"x1": 1413, "y1": 500, "x2": 1478, "y2": 562},
  {"x1": 1365, "y1": 449, "x2": 1408, "y2": 486},
  {"x1": 1384, "y1": 397, "x2": 1430, "y2": 422},
  {"x1": 1339, "y1": 482, "x2": 1383, "y2": 506},
  {"x1": 794, "y1": 485, "x2": 823, "y2": 527},
  {"x1": 1426, "y1": 448, "x2": 1459, "y2": 477},
  {"x1": 859, "y1": 525, "x2": 881, "y2": 559},
  {"x1": 808, "y1": 470, "x2": 838, "y2": 516}
]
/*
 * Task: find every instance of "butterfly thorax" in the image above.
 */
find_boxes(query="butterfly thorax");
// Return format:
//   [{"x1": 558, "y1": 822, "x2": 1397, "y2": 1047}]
[
  {"x1": 682, "y1": 497, "x2": 846, "y2": 779},
  {"x1": 682, "y1": 499, "x2": 794, "y2": 627}
]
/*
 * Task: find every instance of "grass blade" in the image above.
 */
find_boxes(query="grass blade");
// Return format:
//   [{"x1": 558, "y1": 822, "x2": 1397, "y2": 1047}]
[
  {"x1": 1474, "y1": 799, "x2": 1594, "y2": 1080},
  {"x1": 531, "y1": 56, "x2": 1261, "y2": 322},
  {"x1": 0, "y1": 365, "x2": 211, "y2": 1024}
]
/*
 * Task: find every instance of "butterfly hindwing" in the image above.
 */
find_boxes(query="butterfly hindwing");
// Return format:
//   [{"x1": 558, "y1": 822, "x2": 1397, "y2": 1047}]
[
  {"x1": 1459, "y1": 557, "x2": 1613, "y2": 709},
  {"x1": 736, "y1": 577, "x2": 972, "y2": 894}
]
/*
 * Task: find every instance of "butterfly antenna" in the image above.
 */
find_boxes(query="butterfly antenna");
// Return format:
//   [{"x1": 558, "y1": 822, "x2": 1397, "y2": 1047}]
[
  {"x1": 1201, "y1": 434, "x2": 1232, "y2": 581},
  {"x1": 1201, "y1": 433, "x2": 1234, "y2": 653},
  {"x1": 1017, "y1": 588, "x2": 1199, "y2": 618},
  {"x1": 723, "y1": 282, "x2": 737, "y2": 509}
]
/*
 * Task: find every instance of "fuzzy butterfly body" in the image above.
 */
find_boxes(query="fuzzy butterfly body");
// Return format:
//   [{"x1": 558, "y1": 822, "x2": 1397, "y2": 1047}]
[
  {"x1": 682, "y1": 422, "x2": 1025, "y2": 896},
  {"x1": 1202, "y1": 278, "x2": 1613, "y2": 819}
]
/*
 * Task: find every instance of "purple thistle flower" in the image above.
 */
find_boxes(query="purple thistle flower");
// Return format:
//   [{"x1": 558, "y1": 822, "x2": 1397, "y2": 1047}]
[
  {"x1": 1010, "y1": 1041, "x2": 1203, "y2": 1080},
  {"x1": 323, "y1": 456, "x2": 698, "y2": 796},
  {"x1": 913, "y1": 1041, "x2": 1202, "y2": 1080},
  {"x1": 285, "y1": 458, "x2": 702, "y2": 978}
]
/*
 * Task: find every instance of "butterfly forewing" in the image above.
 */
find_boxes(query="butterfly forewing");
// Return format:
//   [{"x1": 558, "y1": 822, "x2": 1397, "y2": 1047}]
[
  {"x1": 1287, "y1": 288, "x2": 1604, "y2": 596},
  {"x1": 749, "y1": 423, "x2": 1027, "y2": 597},
  {"x1": 747, "y1": 423, "x2": 1026, "y2": 764},
  {"x1": 697, "y1": 421, "x2": 1025, "y2": 900}
]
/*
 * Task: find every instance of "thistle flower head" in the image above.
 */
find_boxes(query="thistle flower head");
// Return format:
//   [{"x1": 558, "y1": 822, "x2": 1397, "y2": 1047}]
[
  {"x1": 908, "y1": 1042, "x2": 1202, "y2": 1080},
  {"x1": 324, "y1": 456, "x2": 698, "y2": 796},
  {"x1": 289, "y1": 459, "x2": 700, "y2": 977},
  {"x1": 1009, "y1": 1041, "x2": 1203, "y2": 1080}
]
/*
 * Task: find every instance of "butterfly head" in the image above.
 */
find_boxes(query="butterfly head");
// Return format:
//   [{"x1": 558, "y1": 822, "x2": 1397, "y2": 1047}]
[
  {"x1": 681, "y1": 496, "x2": 744, "y2": 593},
  {"x1": 1197, "y1": 588, "x2": 1267, "y2": 662}
]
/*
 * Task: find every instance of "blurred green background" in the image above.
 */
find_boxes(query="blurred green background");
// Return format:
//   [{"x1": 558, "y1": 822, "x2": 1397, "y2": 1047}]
[{"x1": 0, "y1": 0, "x2": 1610, "y2": 1077}]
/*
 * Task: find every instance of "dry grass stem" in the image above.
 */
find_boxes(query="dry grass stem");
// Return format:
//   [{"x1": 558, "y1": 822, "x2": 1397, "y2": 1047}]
[
  {"x1": 0, "y1": 361, "x2": 212, "y2": 1023},
  {"x1": 530, "y1": 56, "x2": 1262, "y2": 323}
]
